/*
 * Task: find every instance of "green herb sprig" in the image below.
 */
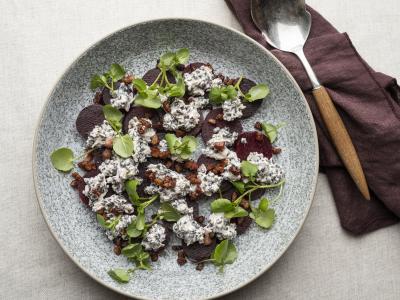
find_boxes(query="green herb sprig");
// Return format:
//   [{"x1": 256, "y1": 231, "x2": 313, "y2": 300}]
[
  {"x1": 90, "y1": 63, "x2": 126, "y2": 91},
  {"x1": 249, "y1": 198, "x2": 276, "y2": 229},
  {"x1": 261, "y1": 122, "x2": 286, "y2": 143},
  {"x1": 165, "y1": 133, "x2": 197, "y2": 160},
  {"x1": 132, "y1": 78, "x2": 162, "y2": 109},
  {"x1": 210, "y1": 240, "x2": 238, "y2": 272}
]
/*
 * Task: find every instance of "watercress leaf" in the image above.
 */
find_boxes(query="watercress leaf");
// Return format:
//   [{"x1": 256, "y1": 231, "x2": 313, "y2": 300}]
[
  {"x1": 113, "y1": 134, "x2": 134, "y2": 158},
  {"x1": 90, "y1": 74, "x2": 107, "y2": 90},
  {"x1": 102, "y1": 104, "x2": 123, "y2": 132},
  {"x1": 136, "y1": 212, "x2": 145, "y2": 231},
  {"x1": 240, "y1": 161, "x2": 258, "y2": 180},
  {"x1": 224, "y1": 206, "x2": 248, "y2": 219},
  {"x1": 261, "y1": 123, "x2": 278, "y2": 143},
  {"x1": 167, "y1": 77, "x2": 185, "y2": 98},
  {"x1": 212, "y1": 240, "x2": 237, "y2": 267},
  {"x1": 165, "y1": 133, "x2": 177, "y2": 153},
  {"x1": 259, "y1": 198, "x2": 269, "y2": 212},
  {"x1": 225, "y1": 85, "x2": 238, "y2": 99},
  {"x1": 121, "y1": 243, "x2": 142, "y2": 258},
  {"x1": 255, "y1": 208, "x2": 275, "y2": 229},
  {"x1": 158, "y1": 203, "x2": 182, "y2": 222},
  {"x1": 211, "y1": 198, "x2": 234, "y2": 213},
  {"x1": 134, "y1": 93, "x2": 162, "y2": 109},
  {"x1": 108, "y1": 269, "x2": 130, "y2": 283},
  {"x1": 244, "y1": 83, "x2": 269, "y2": 102},
  {"x1": 50, "y1": 147, "x2": 75, "y2": 172},
  {"x1": 181, "y1": 136, "x2": 197, "y2": 153},
  {"x1": 224, "y1": 241, "x2": 238, "y2": 264},
  {"x1": 96, "y1": 214, "x2": 108, "y2": 228},
  {"x1": 132, "y1": 78, "x2": 147, "y2": 93},
  {"x1": 231, "y1": 181, "x2": 245, "y2": 194},
  {"x1": 109, "y1": 63, "x2": 126, "y2": 82},
  {"x1": 127, "y1": 221, "x2": 142, "y2": 238},
  {"x1": 159, "y1": 52, "x2": 175, "y2": 69},
  {"x1": 175, "y1": 48, "x2": 190, "y2": 64},
  {"x1": 209, "y1": 87, "x2": 223, "y2": 104},
  {"x1": 125, "y1": 179, "x2": 140, "y2": 204}
]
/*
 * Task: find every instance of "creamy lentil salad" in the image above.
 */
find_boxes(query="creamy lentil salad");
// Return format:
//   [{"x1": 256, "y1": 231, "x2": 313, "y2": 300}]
[{"x1": 50, "y1": 49, "x2": 286, "y2": 283}]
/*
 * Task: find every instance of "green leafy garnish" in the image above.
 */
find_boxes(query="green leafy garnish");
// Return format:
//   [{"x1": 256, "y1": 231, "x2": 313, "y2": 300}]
[
  {"x1": 165, "y1": 133, "x2": 197, "y2": 160},
  {"x1": 243, "y1": 84, "x2": 269, "y2": 102},
  {"x1": 96, "y1": 214, "x2": 120, "y2": 230},
  {"x1": 126, "y1": 220, "x2": 143, "y2": 238},
  {"x1": 113, "y1": 134, "x2": 134, "y2": 158},
  {"x1": 133, "y1": 78, "x2": 162, "y2": 109},
  {"x1": 240, "y1": 161, "x2": 258, "y2": 181},
  {"x1": 90, "y1": 63, "x2": 126, "y2": 91},
  {"x1": 211, "y1": 240, "x2": 238, "y2": 272},
  {"x1": 250, "y1": 198, "x2": 276, "y2": 229},
  {"x1": 157, "y1": 48, "x2": 190, "y2": 72},
  {"x1": 231, "y1": 181, "x2": 246, "y2": 194},
  {"x1": 121, "y1": 243, "x2": 142, "y2": 258},
  {"x1": 107, "y1": 268, "x2": 131, "y2": 283},
  {"x1": 50, "y1": 147, "x2": 75, "y2": 172},
  {"x1": 125, "y1": 179, "x2": 140, "y2": 205},
  {"x1": 103, "y1": 104, "x2": 123, "y2": 132},
  {"x1": 261, "y1": 122, "x2": 286, "y2": 143},
  {"x1": 209, "y1": 85, "x2": 238, "y2": 104},
  {"x1": 210, "y1": 198, "x2": 248, "y2": 219},
  {"x1": 136, "y1": 211, "x2": 145, "y2": 231},
  {"x1": 166, "y1": 75, "x2": 185, "y2": 98},
  {"x1": 158, "y1": 203, "x2": 182, "y2": 222}
]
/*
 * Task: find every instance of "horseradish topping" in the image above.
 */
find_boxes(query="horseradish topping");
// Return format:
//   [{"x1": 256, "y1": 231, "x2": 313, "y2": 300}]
[
  {"x1": 184, "y1": 65, "x2": 214, "y2": 96},
  {"x1": 171, "y1": 198, "x2": 194, "y2": 215},
  {"x1": 222, "y1": 97, "x2": 245, "y2": 121},
  {"x1": 188, "y1": 95, "x2": 209, "y2": 109},
  {"x1": 162, "y1": 99, "x2": 200, "y2": 131},
  {"x1": 141, "y1": 224, "x2": 167, "y2": 251},
  {"x1": 173, "y1": 214, "x2": 205, "y2": 245},
  {"x1": 105, "y1": 214, "x2": 136, "y2": 241},
  {"x1": 92, "y1": 194, "x2": 134, "y2": 217},
  {"x1": 246, "y1": 152, "x2": 285, "y2": 184},
  {"x1": 205, "y1": 213, "x2": 237, "y2": 240},
  {"x1": 240, "y1": 137, "x2": 247, "y2": 144},
  {"x1": 86, "y1": 120, "x2": 116, "y2": 149},
  {"x1": 128, "y1": 117, "x2": 155, "y2": 163},
  {"x1": 83, "y1": 174, "x2": 108, "y2": 203},
  {"x1": 144, "y1": 164, "x2": 191, "y2": 202},
  {"x1": 111, "y1": 82, "x2": 134, "y2": 112},
  {"x1": 197, "y1": 164, "x2": 223, "y2": 196},
  {"x1": 202, "y1": 127, "x2": 239, "y2": 160}
]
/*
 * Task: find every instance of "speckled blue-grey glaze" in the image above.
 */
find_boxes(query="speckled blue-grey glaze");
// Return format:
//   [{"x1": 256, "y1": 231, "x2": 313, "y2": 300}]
[{"x1": 33, "y1": 19, "x2": 318, "y2": 300}]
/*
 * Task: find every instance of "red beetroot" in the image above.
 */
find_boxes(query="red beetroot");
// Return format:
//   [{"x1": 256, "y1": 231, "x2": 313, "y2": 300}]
[
  {"x1": 234, "y1": 131, "x2": 272, "y2": 160},
  {"x1": 201, "y1": 108, "x2": 243, "y2": 143},
  {"x1": 75, "y1": 104, "x2": 105, "y2": 138}
]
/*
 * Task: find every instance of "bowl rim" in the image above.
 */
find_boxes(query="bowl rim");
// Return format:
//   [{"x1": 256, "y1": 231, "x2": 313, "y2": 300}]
[{"x1": 32, "y1": 17, "x2": 319, "y2": 300}]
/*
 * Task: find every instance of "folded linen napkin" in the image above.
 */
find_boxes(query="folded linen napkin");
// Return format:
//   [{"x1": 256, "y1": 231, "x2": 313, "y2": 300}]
[{"x1": 226, "y1": 0, "x2": 400, "y2": 234}]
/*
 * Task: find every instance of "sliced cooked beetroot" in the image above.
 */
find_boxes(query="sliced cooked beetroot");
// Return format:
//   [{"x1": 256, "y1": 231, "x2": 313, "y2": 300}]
[
  {"x1": 196, "y1": 155, "x2": 231, "y2": 193},
  {"x1": 187, "y1": 114, "x2": 204, "y2": 136},
  {"x1": 232, "y1": 216, "x2": 252, "y2": 235},
  {"x1": 186, "y1": 199, "x2": 199, "y2": 217},
  {"x1": 234, "y1": 131, "x2": 272, "y2": 160},
  {"x1": 99, "y1": 82, "x2": 123, "y2": 105},
  {"x1": 76, "y1": 104, "x2": 105, "y2": 138},
  {"x1": 221, "y1": 184, "x2": 236, "y2": 200},
  {"x1": 83, "y1": 169, "x2": 100, "y2": 178},
  {"x1": 249, "y1": 188, "x2": 265, "y2": 201},
  {"x1": 182, "y1": 239, "x2": 217, "y2": 263},
  {"x1": 123, "y1": 106, "x2": 161, "y2": 133},
  {"x1": 238, "y1": 78, "x2": 263, "y2": 118},
  {"x1": 202, "y1": 108, "x2": 243, "y2": 143},
  {"x1": 142, "y1": 68, "x2": 176, "y2": 86}
]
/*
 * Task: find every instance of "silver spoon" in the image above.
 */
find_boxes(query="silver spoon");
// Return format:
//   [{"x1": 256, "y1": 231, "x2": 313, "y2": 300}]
[{"x1": 251, "y1": 0, "x2": 370, "y2": 200}]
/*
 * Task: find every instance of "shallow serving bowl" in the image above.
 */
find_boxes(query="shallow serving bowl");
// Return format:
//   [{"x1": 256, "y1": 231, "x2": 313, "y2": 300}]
[{"x1": 33, "y1": 19, "x2": 318, "y2": 300}]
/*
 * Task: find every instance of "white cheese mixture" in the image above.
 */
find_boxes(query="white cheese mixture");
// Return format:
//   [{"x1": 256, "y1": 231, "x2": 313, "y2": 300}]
[
  {"x1": 202, "y1": 127, "x2": 238, "y2": 160},
  {"x1": 144, "y1": 164, "x2": 191, "y2": 202},
  {"x1": 83, "y1": 173, "x2": 108, "y2": 204},
  {"x1": 111, "y1": 82, "x2": 134, "y2": 112},
  {"x1": 247, "y1": 152, "x2": 285, "y2": 184},
  {"x1": 92, "y1": 194, "x2": 134, "y2": 217},
  {"x1": 205, "y1": 213, "x2": 237, "y2": 240},
  {"x1": 171, "y1": 198, "x2": 193, "y2": 215},
  {"x1": 162, "y1": 99, "x2": 200, "y2": 132},
  {"x1": 141, "y1": 224, "x2": 167, "y2": 251},
  {"x1": 184, "y1": 66, "x2": 214, "y2": 96},
  {"x1": 86, "y1": 120, "x2": 116, "y2": 149},
  {"x1": 173, "y1": 214, "x2": 205, "y2": 245},
  {"x1": 105, "y1": 214, "x2": 135, "y2": 241},
  {"x1": 222, "y1": 97, "x2": 245, "y2": 121},
  {"x1": 128, "y1": 117, "x2": 155, "y2": 164},
  {"x1": 197, "y1": 164, "x2": 223, "y2": 196}
]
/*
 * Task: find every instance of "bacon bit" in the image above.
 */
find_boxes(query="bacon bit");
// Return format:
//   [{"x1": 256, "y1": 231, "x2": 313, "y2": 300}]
[
  {"x1": 203, "y1": 232, "x2": 212, "y2": 246},
  {"x1": 194, "y1": 215, "x2": 205, "y2": 224},
  {"x1": 163, "y1": 101, "x2": 171, "y2": 113},
  {"x1": 272, "y1": 147, "x2": 282, "y2": 155},
  {"x1": 208, "y1": 118, "x2": 217, "y2": 125},
  {"x1": 174, "y1": 163, "x2": 183, "y2": 173},
  {"x1": 94, "y1": 92, "x2": 102, "y2": 104},
  {"x1": 240, "y1": 198, "x2": 250, "y2": 210},
  {"x1": 70, "y1": 180, "x2": 78, "y2": 188},
  {"x1": 184, "y1": 160, "x2": 198, "y2": 171},
  {"x1": 159, "y1": 150, "x2": 171, "y2": 159},
  {"x1": 151, "y1": 147, "x2": 161, "y2": 158},
  {"x1": 104, "y1": 137, "x2": 113, "y2": 149},
  {"x1": 145, "y1": 170, "x2": 155, "y2": 181},
  {"x1": 177, "y1": 250, "x2": 187, "y2": 266},
  {"x1": 150, "y1": 134, "x2": 160, "y2": 145},
  {"x1": 150, "y1": 252, "x2": 159, "y2": 262},
  {"x1": 196, "y1": 262, "x2": 205, "y2": 271},
  {"x1": 71, "y1": 172, "x2": 82, "y2": 180},
  {"x1": 113, "y1": 245, "x2": 122, "y2": 256},
  {"x1": 154, "y1": 178, "x2": 163, "y2": 186},
  {"x1": 255, "y1": 131, "x2": 264, "y2": 142},
  {"x1": 231, "y1": 191, "x2": 238, "y2": 201},
  {"x1": 216, "y1": 113, "x2": 223, "y2": 120},
  {"x1": 78, "y1": 160, "x2": 96, "y2": 171},
  {"x1": 213, "y1": 141, "x2": 225, "y2": 152},
  {"x1": 254, "y1": 121, "x2": 262, "y2": 130},
  {"x1": 165, "y1": 160, "x2": 174, "y2": 169},
  {"x1": 229, "y1": 165, "x2": 241, "y2": 176},
  {"x1": 102, "y1": 148, "x2": 112, "y2": 160},
  {"x1": 186, "y1": 173, "x2": 201, "y2": 185},
  {"x1": 162, "y1": 176, "x2": 176, "y2": 189},
  {"x1": 122, "y1": 74, "x2": 134, "y2": 85},
  {"x1": 175, "y1": 129, "x2": 186, "y2": 137}
]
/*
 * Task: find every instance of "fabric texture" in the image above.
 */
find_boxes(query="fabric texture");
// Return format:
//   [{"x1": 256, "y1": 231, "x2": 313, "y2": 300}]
[{"x1": 226, "y1": 0, "x2": 400, "y2": 234}]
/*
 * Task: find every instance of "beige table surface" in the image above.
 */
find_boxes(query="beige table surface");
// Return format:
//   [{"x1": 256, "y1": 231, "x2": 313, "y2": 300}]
[{"x1": 1, "y1": 0, "x2": 399, "y2": 299}]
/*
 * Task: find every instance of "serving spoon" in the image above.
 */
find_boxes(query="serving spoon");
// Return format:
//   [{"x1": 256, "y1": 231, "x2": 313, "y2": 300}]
[{"x1": 251, "y1": 0, "x2": 370, "y2": 200}]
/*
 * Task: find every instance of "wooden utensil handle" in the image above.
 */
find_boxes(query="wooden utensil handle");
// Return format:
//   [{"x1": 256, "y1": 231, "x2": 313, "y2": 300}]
[{"x1": 312, "y1": 86, "x2": 370, "y2": 200}]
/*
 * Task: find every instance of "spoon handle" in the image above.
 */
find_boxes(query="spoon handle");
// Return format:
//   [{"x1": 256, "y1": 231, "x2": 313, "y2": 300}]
[{"x1": 312, "y1": 86, "x2": 370, "y2": 200}]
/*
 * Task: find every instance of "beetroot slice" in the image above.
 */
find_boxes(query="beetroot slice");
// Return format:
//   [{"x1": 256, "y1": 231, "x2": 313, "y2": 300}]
[
  {"x1": 182, "y1": 239, "x2": 217, "y2": 262},
  {"x1": 201, "y1": 108, "x2": 243, "y2": 143},
  {"x1": 76, "y1": 104, "x2": 105, "y2": 138},
  {"x1": 142, "y1": 68, "x2": 176, "y2": 86},
  {"x1": 238, "y1": 78, "x2": 263, "y2": 118},
  {"x1": 183, "y1": 62, "x2": 212, "y2": 74},
  {"x1": 187, "y1": 114, "x2": 204, "y2": 136},
  {"x1": 234, "y1": 131, "x2": 272, "y2": 160},
  {"x1": 232, "y1": 216, "x2": 252, "y2": 235},
  {"x1": 123, "y1": 106, "x2": 161, "y2": 133},
  {"x1": 196, "y1": 155, "x2": 231, "y2": 193}
]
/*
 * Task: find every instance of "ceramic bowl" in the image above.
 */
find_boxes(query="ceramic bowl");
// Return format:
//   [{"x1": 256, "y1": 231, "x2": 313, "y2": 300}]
[{"x1": 33, "y1": 19, "x2": 318, "y2": 300}]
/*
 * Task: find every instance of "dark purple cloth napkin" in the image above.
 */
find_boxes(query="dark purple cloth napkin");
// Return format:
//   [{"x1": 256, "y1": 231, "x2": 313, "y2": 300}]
[{"x1": 226, "y1": 0, "x2": 400, "y2": 234}]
